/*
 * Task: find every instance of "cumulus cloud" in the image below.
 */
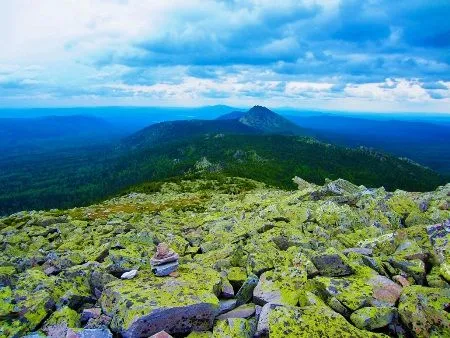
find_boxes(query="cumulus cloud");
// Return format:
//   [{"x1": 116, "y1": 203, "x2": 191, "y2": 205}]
[{"x1": 0, "y1": 0, "x2": 449, "y2": 111}]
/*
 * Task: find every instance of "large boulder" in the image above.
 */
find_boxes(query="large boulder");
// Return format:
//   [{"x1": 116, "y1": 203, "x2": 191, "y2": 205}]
[
  {"x1": 42, "y1": 306, "x2": 80, "y2": 337},
  {"x1": 311, "y1": 249, "x2": 354, "y2": 277},
  {"x1": 267, "y1": 305, "x2": 387, "y2": 337},
  {"x1": 0, "y1": 269, "x2": 55, "y2": 337},
  {"x1": 350, "y1": 306, "x2": 396, "y2": 330},
  {"x1": 398, "y1": 285, "x2": 450, "y2": 337},
  {"x1": 253, "y1": 267, "x2": 306, "y2": 306},
  {"x1": 100, "y1": 264, "x2": 221, "y2": 337},
  {"x1": 311, "y1": 267, "x2": 402, "y2": 311}
]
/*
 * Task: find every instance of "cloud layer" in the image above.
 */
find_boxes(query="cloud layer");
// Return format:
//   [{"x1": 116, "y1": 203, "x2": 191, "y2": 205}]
[{"x1": 1, "y1": 0, "x2": 449, "y2": 112}]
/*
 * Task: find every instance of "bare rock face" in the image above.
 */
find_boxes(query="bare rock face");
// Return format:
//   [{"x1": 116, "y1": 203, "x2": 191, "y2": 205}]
[{"x1": 100, "y1": 263, "x2": 221, "y2": 337}]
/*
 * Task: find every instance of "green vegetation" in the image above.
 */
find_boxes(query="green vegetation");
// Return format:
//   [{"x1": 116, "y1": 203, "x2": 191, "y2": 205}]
[
  {"x1": 0, "y1": 133, "x2": 446, "y2": 215},
  {"x1": 0, "y1": 176, "x2": 448, "y2": 336}
]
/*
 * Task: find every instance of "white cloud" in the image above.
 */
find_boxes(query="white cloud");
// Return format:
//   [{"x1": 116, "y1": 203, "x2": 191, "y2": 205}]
[
  {"x1": 0, "y1": 0, "x2": 449, "y2": 113},
  {"x1": 345, "y1": 78, "x2": 431, "y2": 102}
]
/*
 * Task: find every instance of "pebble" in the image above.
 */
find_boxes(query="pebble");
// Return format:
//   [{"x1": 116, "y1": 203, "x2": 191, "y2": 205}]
[{"x1": 121, "y1": 269, "x2": 138, "y2": 279}]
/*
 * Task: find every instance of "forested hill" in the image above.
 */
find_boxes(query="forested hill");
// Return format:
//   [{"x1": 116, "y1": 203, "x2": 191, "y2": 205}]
[
  {"x1": 122, "y1": 105, "x2": 305, "y2": 150},
  {"x1": 0, "y1": 131, "x2": 445, "y2": 215},
  {"x1": 0, "y1": 115, "x2": 123, "y2": 157}
]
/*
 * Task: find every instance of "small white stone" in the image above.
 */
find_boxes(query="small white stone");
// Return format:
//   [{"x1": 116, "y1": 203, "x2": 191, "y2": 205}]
[{"x1": 121, "y1": 269, "x2": 138, "y2": 279}]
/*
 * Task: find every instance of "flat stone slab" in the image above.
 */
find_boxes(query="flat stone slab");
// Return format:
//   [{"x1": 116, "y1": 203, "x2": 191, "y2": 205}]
[
  {"x1": 151, "y1": 261, "x2": 179, "y2": 276},
  {"x1": 150, "y1": 253, "x2": 179, "y2": 266},
  {"x1": 216, "y1": 303, "x2": 255, "y2": 320},
  {"x1": 218, "y1": 299, "x2": 237, "y2": 315}
]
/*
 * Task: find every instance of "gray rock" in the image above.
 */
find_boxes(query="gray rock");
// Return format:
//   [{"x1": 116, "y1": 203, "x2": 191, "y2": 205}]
[
  {"x1": 220, "y1": 277, "x2": 235, "y2": 298},
  {"x1": 311, "y1": 251, "x2": 354, "y2": 277},
  {"x1": 255, "y1": 303, "x2": 283, "y2": 337},
  {"x1": 426, "y1": 220, "x2": 450, "y2": 262},
  {"x1": 342, "y1": 247, "x2": 373, "y2": 256},
  {"x1": 388, "y1": 258, "x2": 426, "y2": 285},
  {"x1": 150, "y1": 253, "x2": 179, "y2": 266},
  {"x1": 235, "y1": 274, "x2": 259, "y2": 306},
  {"x1": 152, "y1": 261, "x2": 179, "y2": 276},
  {"x1": 218, "y1": 299, "x2": 237, "y2": 315},
  {"x1": 84, "y1": 314, "x2": 112, "y2": 329},
  {"x1": 253, "y1": 272, "x2": 281, "y2": 306},
  {"x1": 216, "y1": 303, "x2": 255, "y2": 320},
  {"x1": 419, "y1": 200, "x2": 429, "y2": 212},
  {"x1": 255, "y1": 305, "x2": 263, "y2": 322},
  {"x1": 81, "y1": 308, "x2": 101, "y2": 323},
  {"x1": 149, "y1": 331, "x2": 173, "y2": 338},
  {"x1": 66, "y1": 328, "x2": 113, "y2": 338},
  {"x1": 325, "y1": 178, "x2": 360, "y2": 195}
]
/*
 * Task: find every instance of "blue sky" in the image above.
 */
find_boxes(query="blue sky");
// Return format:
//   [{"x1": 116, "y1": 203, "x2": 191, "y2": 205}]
[{"x1": 0, "y1": 0, "x2": 449, "y2": 112}]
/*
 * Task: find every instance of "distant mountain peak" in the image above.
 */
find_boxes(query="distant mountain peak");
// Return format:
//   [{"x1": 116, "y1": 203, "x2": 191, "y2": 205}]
[
  {"x1": 249, "y1": 105, "x2": 272, "y2": 112},
  {"x1": 238, "y1": 105, "x2": 303, "y2": 135}
]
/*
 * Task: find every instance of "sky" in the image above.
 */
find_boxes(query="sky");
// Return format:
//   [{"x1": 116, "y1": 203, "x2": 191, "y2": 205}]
[{"x1": 0, "y1": 0, "x2": 450, "y2": 113}]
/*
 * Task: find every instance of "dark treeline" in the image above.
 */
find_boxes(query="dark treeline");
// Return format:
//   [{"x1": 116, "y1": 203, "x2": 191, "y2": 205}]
[{"x1": 0, "y1": 134, "x2": 446, "y2": 215}]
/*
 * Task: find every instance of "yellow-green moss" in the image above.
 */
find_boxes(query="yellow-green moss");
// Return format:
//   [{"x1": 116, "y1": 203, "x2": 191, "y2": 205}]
[
  {"x1": 212, "y1": 318, "x2": 256, "y2": 338},
  {"x1": 101, "y1": 263, "x2": 221, "y2": 332},
  {"x1": 44, "y1": 306, "x2": 80, "y2": 328},
  {"x1": 268, "y1": 306, "x2": 387, "y2": 337}
]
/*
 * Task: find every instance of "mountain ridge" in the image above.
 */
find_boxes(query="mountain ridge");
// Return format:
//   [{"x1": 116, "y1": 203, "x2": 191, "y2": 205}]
[
  {"x1": 123, "y1": 105, "x2": 304, "y2": 149},
  {"x1": 237, "y1": 105, "x2": 304, "y2": 134}
]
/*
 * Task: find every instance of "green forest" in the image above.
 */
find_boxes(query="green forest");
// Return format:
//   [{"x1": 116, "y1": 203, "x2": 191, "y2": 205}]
[{"x1": 0, "y1": 133, "x2": 445, "y2": 215}]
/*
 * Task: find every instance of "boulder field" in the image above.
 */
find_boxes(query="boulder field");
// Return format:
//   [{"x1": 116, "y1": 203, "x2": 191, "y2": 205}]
[{"x1": 0, "y1": 176, "x2": 449, "y2": 337}]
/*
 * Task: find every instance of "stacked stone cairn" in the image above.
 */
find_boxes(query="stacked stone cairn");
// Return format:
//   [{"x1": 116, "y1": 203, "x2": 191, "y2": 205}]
[{"x1": 150, "y1": 242, "x2": 179, "y2": 276}]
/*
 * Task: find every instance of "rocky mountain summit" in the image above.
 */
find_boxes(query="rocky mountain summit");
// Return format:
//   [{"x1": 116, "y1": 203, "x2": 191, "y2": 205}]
[{"x1": 0, "y1": 176, "x2": 449, "y2": 337}]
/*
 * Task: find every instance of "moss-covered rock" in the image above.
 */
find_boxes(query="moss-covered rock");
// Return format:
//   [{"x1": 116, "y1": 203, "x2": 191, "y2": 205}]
[
  {"x1": 100, "y1": 263, "x2": 221, "y2": 337},
  {"x1": 311, "y1": 248, "x2": 354, "y2": 277},
  {"x1": 350, "y1": 306, "x2": 396, "y2": 330},
  {"x1": 42, "y1": 306, "x2": 80, "y2": 337},
  {"x1": 311, "y1": 267, "x2": 402, "y2": 310},
  {"x1": 398, "y1": 285, "x2": 450, "y2": 337},
  {"x1": 1, "y1": 177, "x2": 449, "y2": 337},
  {"x1": 253, "y1": 266, "x2": 306, "y2": 306},
  {"x1": 235, "y1": 274, "x2": 259, "y2": 306},
  {"x1": 212, "y1": 318, "x2": 256, "y2": 338},
  {"x1": 268, "y1": 305, "x2": 387, "y2": 337}
]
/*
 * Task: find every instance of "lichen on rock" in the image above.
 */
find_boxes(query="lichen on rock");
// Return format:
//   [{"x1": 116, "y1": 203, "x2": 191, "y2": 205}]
[{"x1": 0, "y1": 177, "x2": 449, "y2": 337}]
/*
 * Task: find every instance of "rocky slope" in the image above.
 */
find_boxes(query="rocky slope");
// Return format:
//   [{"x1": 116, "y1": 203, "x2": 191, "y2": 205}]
[{"x1": 0, "y1": 176, "x2": 449, "y2": 337}]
